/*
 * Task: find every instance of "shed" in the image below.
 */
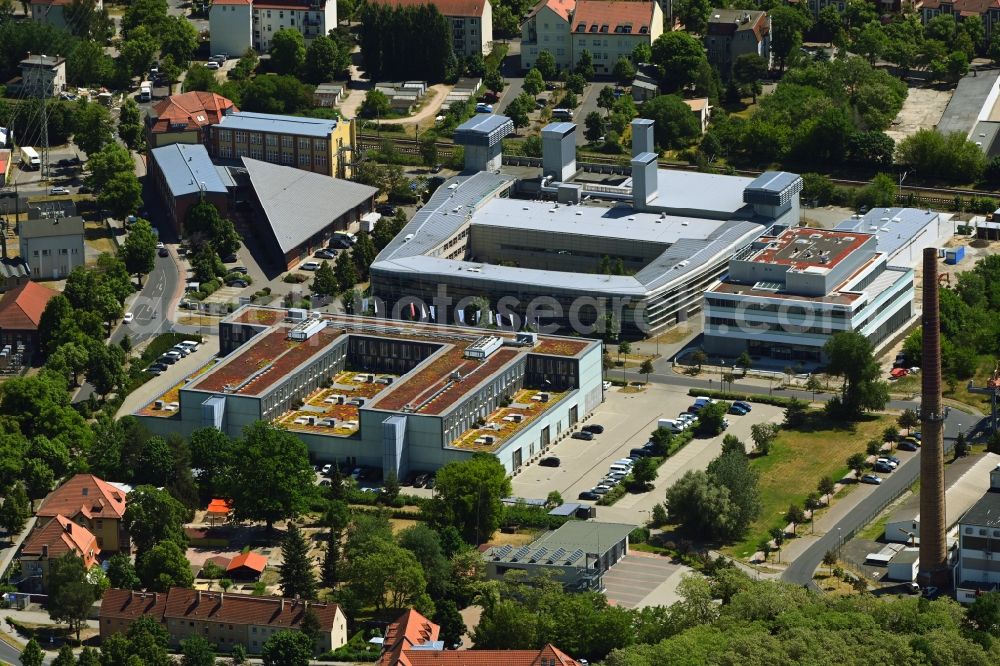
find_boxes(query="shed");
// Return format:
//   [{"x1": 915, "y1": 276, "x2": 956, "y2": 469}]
[
  {"x1": 548, "y1": 503, "x2": 596, "y2": 519},
  {"x1": 226, "y1": 551, "x2": 267, "y2": 580},
  {"x1": 206, "y1": 498, "x2": 232, "y2": 525},
  {"x1": 886, "y1": 548, "x2": 920, "y2": 582}
]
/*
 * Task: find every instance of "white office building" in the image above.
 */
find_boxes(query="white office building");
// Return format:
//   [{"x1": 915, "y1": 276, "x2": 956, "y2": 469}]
[{"x1": 209, "y1": 0, "x2": 336, "y2": 58}]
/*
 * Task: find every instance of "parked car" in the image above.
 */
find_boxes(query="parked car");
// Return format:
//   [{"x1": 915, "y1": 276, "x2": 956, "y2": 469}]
[
  {"x1": 171, "y1": 345, "x2": 190, "y2": 357},
  {"x1": 300, "y1": 261, "x2": 321, "y2": 271},
  {"x1": 733, "y1": 401, "x2": 752, "y2": 412},
  {"x1": 885, "y1": 455, "x2": 902, "y2": 466},
  {"x1": 158, "y1": 247, "x2": 169, "y2": 257},
  {"x1": 49, "y1": 186, "x2": 70, "y2": 195},
  {"x1": 227, "y1": 279, "x2": 249, "y2": 288},
  {"x1": 578, "y1": 491, "x2": 600, "y2": 501},
  {"x1": 376, "y1": 204, "x2": 397, "y2": 216},
  {"x1": 156, "y1": 241, "x2": 165, "y2": 249},
  {"x1": 178, "y1": 340, "x2": 199, "y2": 352},
  {"x1": 592, "y1": 486, "x2": 612, "y2": 495},
  {"x1": 475, "y1": 103, "x2": 493, "y2": 113},
  {"x1": 480, "y1": 91, "x2": 499, "y2": 103},
  {"x1": 230, "y1": 266, "x2": 249, "y2": 274},
  {"x1": 583, "y1": 424, "x2": 604, "y2": 434},
  {"x1": 413, "y1": 473, "x2": 430, "y2": 487},
  {"x1": 163, "y1": 350, "x2": 182, "y2": 360},
  {"x1": 728, "y1": 404, "x2": 749, "y2": 415},
  {"x1": 222, "y1": 253, "x2": 238, "y2": 263},
  {"x1": 425, "y1": 476, "x2": 435, "y2": 490},
  {"x1": 898, "y1": 440, "x2": 919, "y2": 452},
  {"x1": 876, "y1": 457, "x2": 898, "y2": 469},
  {"x1": 603, "y1": 380, "x2": 612, "y2": 390},
  {"x1": 147, "y1": 363, "x2": 167, "y2": 374},
  {"x1": 321, "y1": 464, "x2": 332, "y2": 475},
  {"x1": 874, "y1": 461, "x2": 894, "y2": 473},
  {"x1": 123, "y1": 312, "x2": 134, "y2": 324},
  {"x1": 329, "y1": 237, "x2": 352, "y2": 249},
  {"x1": 206, "y1": 61, "x2": 220, "y2": 69},
  {"x1": 539, "y1": 457, "x2": 561, "y2": 467},
  {"x1": 630, "y1": 447, "x2": 655, "y2": 458},
  {"x1": 571, "y1": 431, "x2": 594, "y2": 441},
  {"x1": 315, "y1": 249, "x2": 337, "y2": 260},
  {"x1": 860, "y1": 474, "x2": 882, "y2": 485},
  {"x1": 157, "y1": 355, "x2": 177, "y2": 365}
]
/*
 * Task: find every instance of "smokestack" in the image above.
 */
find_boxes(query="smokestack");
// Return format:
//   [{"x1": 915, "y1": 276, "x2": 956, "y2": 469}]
[{"x1": 918, "y1": 247, "x2": 948, "y2": 587}]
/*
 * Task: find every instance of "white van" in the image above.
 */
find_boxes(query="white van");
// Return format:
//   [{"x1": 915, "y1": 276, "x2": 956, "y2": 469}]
[
  {"x1": 552, "y1": 108, "x2": 574, "y2": 120},
  {"x1": 609, "y1": 464, "x2": 630, "y2": 475},
  {"x1": 659, "y1": 419, "x2": 685, "y2": 433}
]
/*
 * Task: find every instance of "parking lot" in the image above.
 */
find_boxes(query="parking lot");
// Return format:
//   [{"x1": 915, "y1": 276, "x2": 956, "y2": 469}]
[
  {"x1": 601, "y1": 553, "x2": 688, "y2": 608},
  {"x1": 510, "y1": 383, "x2": 784, "y2": 522}
]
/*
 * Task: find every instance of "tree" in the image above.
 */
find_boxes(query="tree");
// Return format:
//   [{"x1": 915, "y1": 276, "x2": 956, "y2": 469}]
[
  {"x1": 124, "y1": 485, "x2": 189, "y2": 557},
  {"x1": 262, "y1": 631, "x2": 314, "y2": 666},
  {"x1": 665, "y1": 470, "x2": 743, "y2": 541},
  {"x1": 732, "y1": 53, "x2": 766, "y2": 101},
  {"x1": 676, "y1": 0, "x2": 712, "y2": 33},
  {"x1": 180, "y1": 636, "x2": 216, "y2": 666},
  {"x1": 107, "y1": 552, "x2": 141, "y2": 590},
  {"x1": 225, "y1": 421, "x2": 315, "y2": 531},
  {"x1": 137, "y1": 539, "x2": 194, "y2": 591},
  {"x1": 120, "y1": 25, "x2": 160, "y2": 76},
  {"x1": 121, "y1": 219, "x2": 157, "y2": 286},
  {"x1": 897, "y1": 409, "x2": 919, "y2": 435},
  {"x1": 312, "y1": 260, "x2": 338, "y2": 296},
  {"x1": 847, "y1": 452, "x2": 867, "y2": 480},
  {"x1": 430, "y1": 453, "x2": 511, "y2": 544},
  {"x1": 966, "y1": 590, "x2": 1000, "y2": 636},
  {"x1": 640, "y1": 95, "x2": 701, "y2": 149},
  {"x1": 617, "y1": 340, "x2": 631, "y2": 365},
  {"x1": 823, "y1": 331, "x2": 889, "y2": 418},
  {"x1": 575, "y1": 49, "x2": 595, "y2": 79},
  {"x1": 651, "y1": 31, "x2": 708, "y2": 92},
  {"x1": 611, "y1": 57, "x2": 636, "y2": 87},
  {"x1": 334, "y1": 250, "x2": 359, "y2": 292},
  {"x1": 855, "y1": 21, "x2": 889, "y2": 64},
  {"x1": 419, "y1": 133, "x2": 439, "y2": 167},
  {"x1": 346, "y1": 538, "x2": 428, "y2": 611},
  {"x1": 48, "y1": 552, "x2": 97, "y2": 642},
  {"x1": 72, "y1": 99, "x2": 114, "y2": 156},
  {"x1": 691, "y1": 349, "x2": 707, "y2": 371},
  {"x1": 818, "y1": 476, "x2": 836, "y2": 504},
  {"x1": 506, "y1": 93, "x2": 534, "y2": 131},
  {"x1": 0, "y1": 480, "x2": 29, "y2": 541},
  {"x1": 639, "y1": 359, "x2": 654, "y2": 383},
  {"x1": 19, "y1": 640, "x2": 42, "y2": 666},
  {"x1": 769, "y1": 526, "x2": 785, "y2": 562},
  {"x1": 584, "y1": 111, "x2": 605, "y2": 142},
  {"x1": 750, "y1": 422, "x2": 778, "y2": 455},
  {"x1": 433, "y1": 599, "x2": 466, "y2": 647},
  {"x1": 303, "y1": 35, "x2": 342, "y2": 84},
  {"x1": 954, "y1": 431, "x2": 969, "y2": 459},
  {"x1": 897, "y1": 129, "x2": 986, "y2": 183},
  {"x1": 270, "y1": 28, "x2": 306, "y2": 74},
  {"x1": 696, "y1": 401, "x2": 727, "y2": 436},
  {"x1": 279, "y1": 522, "x2": 317, "y2": 600},
  {"x1": 383, "y1": 470, "x2": 400, "y2": 502},
  {"x1": 785, "y1": 504, "x2": 806, "y2": 535},
  {"x1": 183, "y1": 63, "x2": 219, "y2": 92},
  {"x1": 770, "y1": 5, "x2": 812, "y2": 73},
  {"x1": 805, "y1": 375, "x2": 823, "y2": 401},
  {"x1": 51, "y1": 645, "x2": 76, "y2": 666},
  {"x1": 160, "y1": 15, "x2": 199, "y2": 67},
  {"x1": 85, "y1": 342, "x2": 126, "y2": 398},
  {"x1": 866, "y1": 439, "x2": 883, "y2": 457},
  {"x1": 229, "y1": 644, "x2": 248, "y2": 666},
  {"x1": 118, "y1": 97, "x2": 145, "y2": 150},
  {"x1": 784, "y1": 398, "x2": 808, "y2": 428},
  {"x1": 632, "y1": 456, "x2": 658, "y2": 488},
  {"x1": 523, "y1": 68, "x2": 545, "y2": 96},
  {"x1": 99, "y1": 171, "x2": 143, "y2": 220},
  {"x1": 535, "y1": 50, "x2": 557, "y2": 80}
]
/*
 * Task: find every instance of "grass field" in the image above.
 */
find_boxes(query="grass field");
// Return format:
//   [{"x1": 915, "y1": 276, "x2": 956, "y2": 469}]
[
  {"x1": 729, "y1": 412, "x2": 893, "y2": 559},
  {"x1": 891, "y1": 353, "x2": 995, "y2": 411}
]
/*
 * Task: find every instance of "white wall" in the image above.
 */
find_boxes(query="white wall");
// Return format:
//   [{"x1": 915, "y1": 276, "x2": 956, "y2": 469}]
[{"x1": 210, "y1": 3, "x2": 253, "y2": 57}]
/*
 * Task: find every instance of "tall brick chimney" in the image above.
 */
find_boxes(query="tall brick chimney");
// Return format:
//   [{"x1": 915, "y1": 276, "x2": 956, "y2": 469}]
[{"x1": 918, "y1": 247, "x2": 949, "y2": 587}]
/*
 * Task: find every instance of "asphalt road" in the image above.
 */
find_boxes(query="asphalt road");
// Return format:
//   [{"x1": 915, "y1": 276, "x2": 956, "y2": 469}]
[{"x1": 781, "y1": 407, "x2": 969, "y2": 586}]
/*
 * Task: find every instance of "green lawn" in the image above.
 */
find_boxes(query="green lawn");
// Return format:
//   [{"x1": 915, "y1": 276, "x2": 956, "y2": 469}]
[{"x1": 728, "y1": 412, "x2": 893, "y2": 559}]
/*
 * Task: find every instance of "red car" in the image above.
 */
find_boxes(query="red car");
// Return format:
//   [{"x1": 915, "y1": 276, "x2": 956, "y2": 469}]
[
  {"x1": 480, "y1": 91, "x2": 499, "y2": 103},
  {"x1": 890, "y1": 367, "x2": 908, "y2": 379}
]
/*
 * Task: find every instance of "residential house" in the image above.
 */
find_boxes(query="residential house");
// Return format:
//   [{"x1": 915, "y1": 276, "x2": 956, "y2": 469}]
[
  {"x1": 36, "y1": 474, "x2": 128, "y2": 552},
  {"x1": 226, "y1": 551, "x2": 267, "y2": 580},
  {"x1": 100, "y1": 588, "x2": 348, "y2": 655},
  {"x1": 19, "y1": 54, "x2": 67, "y2": 98},
  {"x1": 29, "y1": 0, "x2": 104, "y2": 29},
  {"x1": 209, "y1": 0, "x2": 337, "y2": 58},
  {"x1": 18, "y1": 214, "x2": 85, "y2": 280},
  {"x1": 372, "y1": 0, "x2": 493, "y2": 57},
  {"x1": 240, "y1": 157, "x2": 377, "y2": 269},
  {"x1": 19, "y1": 515, "x2": 100, "y2": 593},
  {"x1": 0, "y1": 281, "x2": 59, "y2": 359},
  {"x1": 684, "y1": 98, "x2": 712, "y2": 134},
  {"x1": 208, "y1": 111, "x2": 355, "y2": 179},
  {"x1": 377, "y1": 608, "x2": 584, "y2": 665},
  {"x1": 146, "y1": 92, "x2": 238, "y2": 149},
  {"x1": 570, "y1": 1, "x2": 664, "y2": 76},
  {"x1": 705, "y1": 8, "x2": 771, "y2": 76},
  {"x1": 149, "y1": 143, "x2": 231, "y2": 234},
  {"x1": 521, "y1": 0, "x2": 576, "y2": 71}
]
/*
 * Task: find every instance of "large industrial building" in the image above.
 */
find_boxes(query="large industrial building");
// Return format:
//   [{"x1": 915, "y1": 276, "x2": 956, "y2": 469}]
[
  {"x1": 955, "y1": 463, "x2": 1000, "y2": 603},
  {"x1": 702, "y1": 227, "x2": 915, "y2": 362},
  {"x1": 370, "y1": 117, "x2": 804, "y2": 338},
  {"x1": 136, "y1": 308, "x2": 603, "y2": 477}
]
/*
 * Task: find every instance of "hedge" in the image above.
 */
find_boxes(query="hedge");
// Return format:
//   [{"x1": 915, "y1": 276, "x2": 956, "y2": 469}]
[{"x1": 686, "y1": 388, "x2": 795, "y2": 408}]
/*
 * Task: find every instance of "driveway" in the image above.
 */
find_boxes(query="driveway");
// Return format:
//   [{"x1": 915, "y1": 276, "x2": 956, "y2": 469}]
[{"x1": 602, "y1": 552, "x2": 688, "y2": 608}]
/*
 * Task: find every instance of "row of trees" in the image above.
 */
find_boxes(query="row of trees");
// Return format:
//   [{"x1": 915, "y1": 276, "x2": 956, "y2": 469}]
[{"x1": 358, "y1": 3, "x2": 455, "y2": 82}]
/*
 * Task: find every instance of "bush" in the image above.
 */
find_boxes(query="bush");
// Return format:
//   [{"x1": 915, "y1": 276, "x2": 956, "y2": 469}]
[
  {"x1": 629, "y1": 527, "x2": 650, "y2": 543},
  {"x1": 283, "y1": 273, "x2": 308, "y2": 283},
  {"x1": 686, "y1": 388, "x2": 795, "y2": 408},
  {"x1": 596, "y1": 484, "x2": 627, "y2": 506},
  {"x1": 502, "y1": 505, "x2": 571, "y2": 529},
  {"x1": 138, "y1": 333, "x2": 204, "y2": 365}
]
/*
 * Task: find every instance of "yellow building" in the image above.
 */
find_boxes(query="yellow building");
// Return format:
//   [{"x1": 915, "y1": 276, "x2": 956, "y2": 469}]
[
  {"x1": 35, "y1": 474, "x2": 127, "y2": 553},
  {"x1": 20, "y1": 515, "x2": 101, "y2": 593},
  {"x1": 209, "y1": 111, "x2": 355, "y2": 179}
]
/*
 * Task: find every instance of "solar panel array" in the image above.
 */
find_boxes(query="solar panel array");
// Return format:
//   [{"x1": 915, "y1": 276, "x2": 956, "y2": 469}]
[
  {"x1": 546, "y1": 547, "x2": 567, "y2": 564},
  {"x1": 491, "y1": 545, "x2": 513, "y2": 561}
]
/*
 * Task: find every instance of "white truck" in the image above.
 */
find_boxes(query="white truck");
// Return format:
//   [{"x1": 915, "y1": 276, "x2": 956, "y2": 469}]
[
  {"x1": 19, "y1": 146, "x2": 40, "y2": 170},
  {"x1": 138, "y1": 80, "x2": 152, "y2": 103}
]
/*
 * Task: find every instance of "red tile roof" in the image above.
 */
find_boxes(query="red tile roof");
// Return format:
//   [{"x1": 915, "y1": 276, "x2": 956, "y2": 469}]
[
  {"x1": 369, "y1": 0, "x2": 488, "y2": 17},
  {"x1": 37, "y1": 474, "x2": 127, "y2": 521},
  {"x1": 378, "y1": 609, "x2": 585, "y2": 666},
  {"x1": 213, "y1": 0, "x2": 252, "y2": 4},
  {"x1": 149, "y1": 92, "x2": 237, "y2": 135},
  {"x1": 101, "y1": 589, "x2": 168, "y2": 622},
  {"x1": 572, "y1": 0, "x2": 657, "y2": 33},
  {"x1": 529, "y1": 0, "x2": 576, "y2": 21},
  {"x1": 0, "y1": 281, "x2": 58, "y2": 331},
  {"x1": 22, "y1": 515, "x2": 101, "y2": 568},
  {"x1": 227, "y1": 551, "x2": 267, "y2": 573}
]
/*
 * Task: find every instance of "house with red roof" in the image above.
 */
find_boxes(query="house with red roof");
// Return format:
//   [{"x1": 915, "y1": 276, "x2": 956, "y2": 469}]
[
  {"x1": 369, "y1": 0, "x2": 494, "y2": 56},
  {"x1": 36, "y1": 474, "x2": 128, "y2": 552},
  {"x1": 146, "y1": 91, "x2": 238, "y2": 149},
  {"x1": 0, "y1": 281, "x2": 58, "y2": 358},
  {"x1": 19, "y1": 515, "x2": 101, "y2": 592},
  {"x1": 521, "y1": 0, "x2": 577, "y2": 71},
  {"x1": 226, "y1": 551, "x2": 268, "y2": 580},
  {"x1": 100, "y1": 588, "x2": 347, "y2": 655},
  {"x1": 377, "y1": 609, "x2": 584, "y2": 666},
  {"x1": 570, "y1": 1, "x2": 663, "y2": 76}
]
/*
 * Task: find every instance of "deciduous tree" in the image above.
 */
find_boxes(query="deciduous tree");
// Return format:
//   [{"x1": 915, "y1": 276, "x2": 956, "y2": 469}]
[
  {"x1": 270, "y1": 28, "x2": 306, "y2": 74},
  {"x1": 430, "y1": 453, "x2": 511, "y2": 544},
  {"x1": 47, "y1": 552, "x2": 97, "y2": 642}
]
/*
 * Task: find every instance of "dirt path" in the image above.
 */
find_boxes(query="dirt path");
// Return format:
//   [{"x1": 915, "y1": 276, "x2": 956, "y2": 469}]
[{"x1": 378, "y1": 83, "x2": 454, "y2": 126}]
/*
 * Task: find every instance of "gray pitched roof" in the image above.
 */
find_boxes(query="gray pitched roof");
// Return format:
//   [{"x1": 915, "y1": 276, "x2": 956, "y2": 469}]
[
  {"x1": 18, "y1": 215, "x2": 84, "y2": 239},
  {"x1": 151, "y1": 143, "x2": 228, "y2": 198},
  {"x1": 215, "y1": 112, "x2": 341, "y2": 138},
  {"x1": 242, "y1": 158, "x2": 377, "y2": 254}
]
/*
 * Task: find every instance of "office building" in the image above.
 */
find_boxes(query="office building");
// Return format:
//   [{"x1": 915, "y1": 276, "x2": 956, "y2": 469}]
[
  {"x1": 955, "y1": 463, "x2": 1000, "y2": 603},
  {"x1": 209, "y1": 0, "x2": 337, "y2": 58}
]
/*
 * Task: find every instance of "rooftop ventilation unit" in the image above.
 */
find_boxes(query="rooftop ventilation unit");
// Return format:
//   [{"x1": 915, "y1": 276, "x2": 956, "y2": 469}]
[
  {"x1": 288, "y1": 317, "x2": 326, "y2": 341},
  {"x1": 465, "y1": 335, "x2": 503, "y2": 359}
]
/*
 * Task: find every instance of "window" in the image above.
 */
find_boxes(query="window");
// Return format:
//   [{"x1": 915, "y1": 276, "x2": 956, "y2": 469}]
[
  {"x1": 281, "y1": 135, "x2": 293, "y2": 148},
  {"x1": 235, "y1": 131, "x2": 247, "y2": 143},
  {"x1": 299, "y1": 153, "x2": 310, "y2": 166},
  {"x1": 266, "y1": 147, "x2": 278, "y2": 162},
  {"x1": 266, "y1": 134, "x2": 277, "y2": 146},
  {"x1": 218, "y1": 129, "x2": 231, "y2": 142},
  {"x1": 267, "y1": 9, "x2": 271, "y2": 16},
  {"x1": 298, "y1": 137, "x2": 310, "y2": 150},
  {"x1": 32, "y1": 251, "x2": 38, "y2": 257},
  {"x1": 60, "y1": 248, "x2": 68, "y2": 255},
  {"x1": 220, "y1": 145, "x2": 233, "y2": 158},
  {"x1": 71, "y1": 248, "x2": 78, "y2": 254},
  {"x1": 42, "y1": 249, "x2": 50, "y2": 256}
]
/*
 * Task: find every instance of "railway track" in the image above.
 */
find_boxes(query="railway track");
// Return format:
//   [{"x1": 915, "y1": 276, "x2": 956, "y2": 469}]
[{"x1": 357, "y1": 133, "x2": 1000, "y2": 206}]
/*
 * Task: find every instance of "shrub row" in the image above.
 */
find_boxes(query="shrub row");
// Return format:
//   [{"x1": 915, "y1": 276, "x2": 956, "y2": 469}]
[{"x1": 686, "y1": 388, "x2": 795, "y2": 408}]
